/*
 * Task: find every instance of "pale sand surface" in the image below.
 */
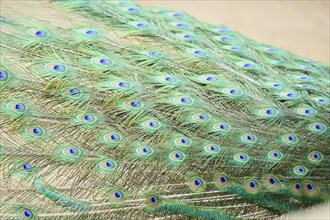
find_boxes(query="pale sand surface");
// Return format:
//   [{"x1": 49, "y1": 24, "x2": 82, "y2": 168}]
[{"x1": 138, "y1": 0, "x2": 330, "y2": 65}]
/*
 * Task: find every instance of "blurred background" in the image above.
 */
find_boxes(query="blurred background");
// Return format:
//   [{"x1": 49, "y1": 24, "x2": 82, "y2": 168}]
[
  {"x1": 137, "y1": 0, "x2": 330, "y2": 65},
  {"x1": 137, "y1": 1, "x2": 330, "y2": 219}
]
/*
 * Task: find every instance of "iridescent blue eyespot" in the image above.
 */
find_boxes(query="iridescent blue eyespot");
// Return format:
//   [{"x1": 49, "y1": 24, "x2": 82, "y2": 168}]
[
  {"x1": 269, "y1": 177, "x2": 277, "y2": 185},
  {"x1": 149, "y1": 51, "x2": 160, "y2": 57},
  {"x1": 15, "y1": 103, "x2": 25, "y2": 111},
  {"x1": 137, "y1": 23, "x2": 149, "y2": 29},
  {"x1": 303, "y1": 66, "x2": 314, "y2": 71},
  {"x1": 288, "y1": 135, "x2": 296, "y2": 142},
  {"x1": 273, "y1": 83, "x2": 282, "y2": 88},
  {"x1": 295, "y1": 183, "x2": 302, "y2": 190},
  {"x1": 23, "y1": 209, "x2": 33, "y2": 218},
  {"x1": 114, "y1": 191, "x2": 123, "y2": 199},
  {"x1": 84, "y1": 114, "x2": 94, "y2": 122},
  {"x1": 194, "y1": 178, "x2": 202, "y2": 187},
  {"x1": 249, "y1": 181, "x2": 257, "y2": 188},
  {"x1": 305, "y1": 109, "x2": 314, "y2": 115},
  {"x1": 106, "y1": 160, "x2": 114, "y2": 168},
  {"x1": 23, "y1": 163, "x2": 32, "y2": 171},
  {"x1": 69, "y1": 148, "x2": 78, "y2": 155},
  {"x1": 244, "y1": 63, "x2": 255, "y2": 69},
  {"x1": 127, "y1": 7, "x2": 139, "y2": 12},
  {"x1": 220, "y1": 176, "x2": 227, "y2": 183},
  {"x1": 220, "y1": 37, "x2": 233, "y2": 42},
  {"x1": 143, "y1": 147, "x2": 151, "y2": 153},
  {"x1": 119, "y1": 82, "x2": 129, "y2": 88},
  {"x1": 210, "y1": 145, "x2": 219, "y2": 152},
  {"x1": 35, "y1": 30, "x2": 46, "y2": 37},
  {"x1": 287, "y1": 93, "x2": 297, "y2": 98},
  {"x1": 86, "y1": 30, "x2": 97, "y2": 35},
  {"x1": 231, "y1": 47, "x2": 242, "y2": 51},
  {"x1": 300, "y1": 76, "x2": 310, "y2": 80},
  {"x1": 33, "y1": 127, "x2": 42, "y2": 135},
  {"x1": 131, "y1": 101, "x2": 141, "y2": 108},
  {"x1": 230, "y1": 89, "x2": 239, "y2": 95},
  {"x1": 194, "y1": 50, "x2": 206, "y2": 56},
  {"x1": 274, "y1": 152, "x2": 280, "y2": 158},
  {"x1": 206, "y1": 76, "x2": 217, "y2": 81},
  {"x1": 100, "y1": 59, "x2": 111, "y2": 65},
  {"x1": 110, "y1": 134, "x2": 119, "y2": 141},
  {"x1": 299, "y1": 167, "x2": 305, "y2": 173},
  {"x1": 307, "y1": 183, "x2": 314, "y2": 191},
  {"x1": 53, "y1": 65, "x2": 65, "y2": 71},
  {"x1": 0, "y1": 70, "x2": 7, "y2": 80},
  {"x1": 240, "y1": 154, "x2": 247, "y2": 161},
  {"x1": 199, "y1": 114, "x2": 208, "y2": 120},
  {"x1": 165, "y1": 77, "x2": 175, "y2": 82},
  {"x1": 173, "y1": 13, "x2": 184, "y2": 18},
  {"x1": 184, "y1": 35, "x2": 194, "y2": 39},
  {"x1": 149, "y1": 121, "x2": 158, "y2": 127},
  {"x1": 313, "y1": 152, "x2": 321, "y2": 160},
  {"x1": 181, "y1": 97, "x2": 191, "y2": 103},
  {"x1": 176, "y1": 23, "x2": 188, "y2": 28},
  {"x1": 175, "y1": 152, "x2": 183, "y2": 159},
  {"x1": 151, "y1": 196, "x2": 158, "y2": 204},
  {"x1": 70, "y1": 88, "x2": 80, "y2": 97}
]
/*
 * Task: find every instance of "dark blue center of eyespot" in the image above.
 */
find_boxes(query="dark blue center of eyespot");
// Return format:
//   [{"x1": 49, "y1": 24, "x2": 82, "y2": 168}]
[
  {"x1": 220, "y1": 124, "x2": 228, "y2": 130},
  {"x1": 173, "y1": 13, "x2": 184, "y2": 18},
  {"x1": 315, "y1": 124, "x2": 324, "y2": 131},
  {"x1": 307, "y1": 183, "x2": 314, "y2": 191},
  {"x1": 287, "y1": 93, "x2": 297, "y2": 98},
  {"x1": 181, "y1": 97, "x2": 191, "y2": 103},
  {"x1": 84, "y1": 114, "x2": 94, "y2": 122},
  {"x1": 114, "y1": 191, "x2": 123, "y2": 199},
  {"x1": 218, "y1": 28, "x2": 230, "y2": 33},
  {"x1": 137, "y1": 23, "x2": 149, "y2": 28},
  {"x1": 149, "y1": 51, "x2": 160, "y2": 57},
  {"x1": 53, "y1": 65, "x2": 65, "y2": 71},
  {"x1": 69, "y1": 148, "x2": 78, "y2": 155},
  {"x1": 70, "y1": 88, "x2": 80, "y2": 96},
  {"x1": 128, "y1": 7, "x2": 139, "y2": 12},
  {"x1": 269, "y1": 178, "x2": 276, "y2": 185},
  {"x1": 194, "y1": 178, "x2": 202, "y2": 187},
  {"x1": 313, "y1": 153, "x2": 320, "y2": 160},
  {"x1": 273, "y1": 152, "x2": 280, "y2": 158},
  {"x1": 86, "y1": 30, "x2": 97, "y2": 35},
  {"x1": 15, "y1": 103, "x2": 25, "y2": 111},
  {"x1": 33, "y1": 127, "x2": 42, "y2": 135},
  {"x1": 277, "y1": 61, "x2": 286, "y2": 65},
  {"x1": 23, "y1": 209, "x2": 33, "y2": 218},
  {"x1": 304, "y1": 109, "x2": 314, "y2": 115},
  {"x1": 149, "y1": 121, "x2": 158, "y2": 127},
  {"x1": 165, "y1": 77, "x2": 175, "y2": 82},
  {"x1": 106, "y1": 161, "x2": 114, "y2": 168},
  {"x1": 244, "y1": 63, "x2": 255, "y2": 69},
  {"x1": 300, "y1": 76, "x2": 310, "y2": 80},
  {"x1": 221, "y1": 37, "x2": 233, "y2": 41},
  {"x1": 143, "y1": 147, "x2": 151, "y2": 153},
  {"x1": 319, "y1": 99, "x2": 326, "y2": 103},
  {"x1": 273, "y1": 83, "x2": 282, "y2": 87},
  {"x1": 267, "y1": 48, "x2": 279, "y2": 53},
  {"x1": 210, "y1": 145, "x2": 218, "y2": 151},
  {"x1": 199, "y1": 114, "x2": 208, "y2": 120},
  {"x1": 100, "y1": 59, "x2": 111, "y2": 64},
  {"x1": 151, "y1": 196, "x2": 158, "y2": 204},
  {"x1": 176, "y1": 23, "x2": 188, "y2": 28},
  {"x1": 184, "y1": 35, "x2": 194, "y2": 39},
  {"x1": 111, "y1": 134, "x2": 119, "y2": 141},
  {"x1": 295, "y1": 183, "x2": 302, "y2": 190},
  {"x1": 206, "y1": 76, "x2": 217, "y2": 81},
  {"x1": 220, "y1": 176, "x2": 227, "y2": 183},
  {"x1": 230, "y1": 89, "x2": 240, "y2": 95},
  {"x1": 298, "y1": 167, "x2": 305, "y2": 173},
  {"x1": 288, "y1": 135, "x2": 296, "y2": 142},
  {"x1": 303, "y1": 66, "x2": 314, "y2": 71},
  {"x1": 231, "y1": 47, "x2": 241, "y2": 51},
  {"x1": 35, "y1": 30, "x2": 46, "y2": 37},
  {"x1": 194, "y1": 50, "x2": 205, "y2": 56},
  {"x1": 175, "y1": 152, "x2": 182, "y2": 159},
  {"x1": 0, "y1": 70, "x2": 7, "y2": 80},
  {"x1": 23, "y1": 163, "x2": 31, "y2": 171},
  {"x1": 131, "y1": 101, "x2": 141, "y2": 108},
  {"x1": 240, "y1": 154, "x2": 247, "y2": 160},
  {"x1": 181, "y1": 138, "x2": 189, "y2": 144},
  {"x1": 119, "y1": 82, "x2": 128, "y2": 87},
  {"x1": 266, "y1": 109, "x2": 276, "y2": 115},
  {"x1": 247, "y1": 135, "x2": 254, "y2": 141},
  {"x1": 249, "y1": 181, "x2": 257, "y2": 188}
]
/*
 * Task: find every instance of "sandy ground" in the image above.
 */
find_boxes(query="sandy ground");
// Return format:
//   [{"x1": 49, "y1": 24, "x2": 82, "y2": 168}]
[{"x1": 137, "y1": 0, "x2": 330, "y2": 65}]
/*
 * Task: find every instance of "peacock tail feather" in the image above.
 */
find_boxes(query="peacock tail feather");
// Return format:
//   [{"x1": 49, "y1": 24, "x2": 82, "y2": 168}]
[{"x1": 0, "y1": 1, "x2": 329, "y2": 219}]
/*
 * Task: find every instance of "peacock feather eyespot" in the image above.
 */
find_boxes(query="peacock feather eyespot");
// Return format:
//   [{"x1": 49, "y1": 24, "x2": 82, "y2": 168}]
[
  {"x1": 141, "y1": 119, "x2": 162, "y2": 132},
  {"x1": 85, "y1": 30, "x2": 98, "y2": 35},
  {"x1": 169, "y1": 151, "x2": 186, "y2": 163},
  {"x1": 17, "y1": 207, "x2": 36, "y2": 219},
  {"x1": 257, "y1": 108, "x2": 280, "y2": 118},
  {"x1": 307, "y1": 122, "x2": 327, "y2": 134},
  {"x1": 16, "y1": 163, "x2": 34, "y2": 174},
  {"x1": 129, "y1": 21, "x2": 150, "y2": 29},
  {"x1": 174, "y1": 136, "x2": 192, "y2": 147},
  {"x1": 191, "y1": 113, "x2": 210, "y2": 122},
  {"x1": 263, "y1": 175, "x2": 281, "y2": 190},
  {"x1": 135, "y1": 146, "x2": 154, "y2": 158},
  {"x1": 214, "y1": 36, "x2": 234, "y2": 43},
  {"x1": 291, "y1": 182, "x2": 303, "y2": 195},
  {"x1": 222, "y1": 88, "x2": 243, "y2": 98},
  {"x1": 223, "y1": 45, "x2": 244, "y2": 52},
  {"x1": 240, "y1": 133, "x2": 257, "y2": 144},
  {"x1": 45, "y1": 63, "x2": 67, "y2": 74},
  {"x1": 0, "y1": 69, "x2": 9, "y2": 82},
  {"x1": 172, "y1": 96, "x2": 194, "y2": 106},
  {"x1": 99, "y1": 159, "x2": 117, "y2": 172},
  {"x1": 236, "y1": 60, "x2": 258, "y2": 70},
  {"x1": 158, "y1": 75, "x2": 178, "y2": 84},
  {"x1": 279, "y1": 91, "x2": 300, "y2": 100},
  {"x1": 148, "y1": 51, "x2": 161, "y2": 57},
  {"x1": 61, "y1": 146, "x2": 83, "y2": 162},
  {"x1": 204, "y1": 144, "x2": 220, "y2": 154},
  {"x1": 302, "y1": 181, "x2": 319, "y2": 196},
  {"x1": 102, "y1": 132, "x2": 123, "y2": 145},
  {"x1": 280, "y1": 133, "x2": 299, "y2": 145},
  {"x1": 126, "y1": 7, "x2": 140, "y2": 13},
  {"x1": 245, "y1": 179, "x2": 260, "y2": 194},
  {"x1": 145, "y1": 194, "x2": 162, "y2": 208},
  {"x1": 293, "y1": 165, "x2": 308, "y2": 176},
  {"x1": 27, "y1": 28, "x2": 48, "y2": 39},
  {"x1": 311, "y1": 96, "x2": 328, "y2": 105},
  {"x1": 5, "y1": 101, "x2": 28, "y2": 114},
  {"x1": 214, "y1": 173, "x2": 232, "y2": 189},
  {"x1": 175, "y1": 32, "x2": 197, "y2": 41},
  {"x1": 212, "y1": 122, "x2": 231, "y2": 133},
  {"x1": 25, "y1": 126, "x2": 45, "y2": 138},
  {"x1": 109, "y1": 189, "x2": 125, "y2": 203},
  {"x1": 175, "y1": 23, "x2": 189, "y2": 29},
  {"x1": 188, "y1": 177, "x2": 206, "y2": 192},
  {"x1": 91, "y1": 57, "x2": 113, "y2": 66},
  {"x1": 122, "y1": 100, "x2": 144, "y2": 111},
  {"x1": 234, "y1": 153, "x2": 250, "y2": 164},
  {"x1": 186, "y1": 48, "x2": 208, "y2": 58},
  {"x1": 295, "y1": 107, "x2": 316, "y2": 116},
  {"x1": 267, "y1": 150, "x2": 283, "y2": 161},
  {"x1": 308, "y1": 151, "x2": 323, "y2": 163},
  {"x1": 196, "y1": 75, "x2": 220, "y2": 84},
  {"x1": 301, "y1": 66, "x2": 315, "y2": 72},
  {"x1": 75, "y1": 113, "x2": 98, "y2": 125},
  {"x1": 109, "y1": 80, "x2": 132, "y2": 90}
]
